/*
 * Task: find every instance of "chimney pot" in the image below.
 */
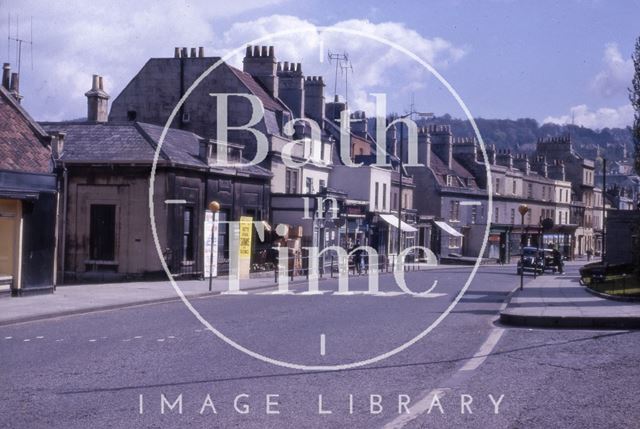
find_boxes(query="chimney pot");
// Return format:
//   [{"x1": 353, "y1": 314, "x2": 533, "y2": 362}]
[
  {"x1": 174, "y1": 47, "x2": 180, "y2": 58},
  {"x1": 268, "y1": 46, "x2": 274, "y2": 57},
  {"x1": 253, "y1": 45, "x2": 260, "y2": 56},
  {"x1": 181, "y1": 47, "x2": 188, "y2": 57},
  {"x1": 198, "y1": 47, "x2": 204, "y2": 57},
  {"x1": 246, "y1": 45, "x2": 252, "y2": 57},
  {"x1": 98, "y1": 76, "x2": 104, "y2": 91},
  {"x1": 190, "y1": 47, "x2": 197, "y2": 58},
  {"x1": 261, "y1": 46, "x2": 267, "y2": 56}
]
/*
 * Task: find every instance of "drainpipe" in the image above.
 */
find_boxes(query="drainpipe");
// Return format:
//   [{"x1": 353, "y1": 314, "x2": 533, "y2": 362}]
[{"x1": 61, "y1": 164, "x2": 68, "y2": 284}]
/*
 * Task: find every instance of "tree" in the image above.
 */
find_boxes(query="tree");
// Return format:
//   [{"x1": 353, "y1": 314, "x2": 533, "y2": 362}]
[{"x1": 631, "y1": 36, "x2": 640, "y2": 175}]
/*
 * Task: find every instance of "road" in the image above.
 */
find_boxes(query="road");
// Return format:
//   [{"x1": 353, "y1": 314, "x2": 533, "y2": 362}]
[{"x1": 1, "y1": 265, "x2": 638, "y2": 428}]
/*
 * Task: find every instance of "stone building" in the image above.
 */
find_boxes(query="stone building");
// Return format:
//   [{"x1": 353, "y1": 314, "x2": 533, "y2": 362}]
[
  {"x1": 406, "y1": 125, "x2": 485, "y2": 259},
  {"x1": 0, "y1": 64, "x2": 58, "y2": 295},
  {"x1": 44, "y1": 76, "x2": 271, "y2": 282},
  {"x1": 536, "y1": 136, "x2": 601, "y2": 257},
  {"x1": 108, "y1": 46, "x2": 340, "y2": 257}
]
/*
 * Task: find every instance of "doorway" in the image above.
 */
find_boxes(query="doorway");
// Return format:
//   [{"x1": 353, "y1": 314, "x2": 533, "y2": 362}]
[{"x1": 0, "y1": 199, "x2": 20, "y2": 288}]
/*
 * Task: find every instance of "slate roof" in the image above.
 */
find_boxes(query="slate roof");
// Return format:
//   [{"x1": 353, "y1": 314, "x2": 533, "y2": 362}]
[
  {"x1": 40, "y1": 121, "x2": 272, "y2": 178},
  {"x1": 227, "y1": 65, "x2": 290, "y2": 113},
  {"x1": 0, "y1": 86, "x2": 52, "y2": 173}
]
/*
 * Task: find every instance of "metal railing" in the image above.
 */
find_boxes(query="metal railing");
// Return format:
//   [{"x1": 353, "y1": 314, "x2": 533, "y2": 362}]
[{"x1": 273, "y1": 253, "x2": 430, "y2": 283}]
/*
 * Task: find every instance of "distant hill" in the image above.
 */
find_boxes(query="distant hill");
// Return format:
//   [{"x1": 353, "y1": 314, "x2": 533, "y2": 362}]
[{"x1": 421, "y1": 115, "x2": 633, "y2": 161}]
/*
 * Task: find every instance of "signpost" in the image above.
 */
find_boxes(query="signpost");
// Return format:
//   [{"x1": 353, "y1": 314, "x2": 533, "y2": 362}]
[
  {"x1": 238, "y1": 216, "x2": 253, "y2": 279},
  {"x1": 205, "y1": 201, "x2": 220, "y2": 291}
]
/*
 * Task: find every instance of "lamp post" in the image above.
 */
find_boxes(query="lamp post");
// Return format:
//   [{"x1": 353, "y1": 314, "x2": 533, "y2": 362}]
[
  {"x1": 207, "y1": 200, "x2": 220, "y2": 292},
  {"x1": 518, "y1": 204, "x2": 530, "y2": 291}
]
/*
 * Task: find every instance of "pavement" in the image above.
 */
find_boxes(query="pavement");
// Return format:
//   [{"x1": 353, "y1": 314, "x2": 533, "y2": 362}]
[
  {"x1": 0, "y1": 264, "x2": 468, "y2": 326},
  {"x1": 0, "y1": 274, "x2": 289, "y2": 326},
  {"x1": 500, "y1": 264, "x2": 640, "y2": 329}
]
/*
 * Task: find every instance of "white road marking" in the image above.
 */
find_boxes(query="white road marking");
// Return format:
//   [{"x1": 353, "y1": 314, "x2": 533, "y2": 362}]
[
  {"x1": 35, "y1": 336, "x2": 44, "y2": 339},
  {"x1": 157, "y1": 338, "x2": 165, "y2": 342},
  {"x1": 383, "y1": 388, "x2": 450, "y2": 429},
  {"x1": 460, "y1": 327, "x2": 505, "y2": 371},
  {"x1": 320, "y1": 334, "x2": 326, "y2": 356},
  {"x1": 23, "y1": 339, "x2": 30, "y2": 342},
  {"x1": 89, "y1": 339, "x2": 97, "y2": 342},
  {"x1": 133, "y1": 336, "x2": 142, "y2": 339},
  {"x1": 4, "y1": 336, "x2": 12, "y2": 339},
  {"x1": 168, "y1": 336, "x2": 176, "y2": 339},
  {"x1": 55, "y1": 339, "x2": 64, "y2": 342}
]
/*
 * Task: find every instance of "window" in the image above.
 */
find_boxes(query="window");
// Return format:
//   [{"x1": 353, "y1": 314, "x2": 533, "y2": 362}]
[
  {"x1": 392, "y1": 193, "x2": 397, "y2": 211},
  {"x1": 527, "y1": 211, "x2": 532, "y2": 224},
  {"x1": 449, "y1": 200, "x2": 460, "y2": 221},
  {"x1": 448, "y1": 235, "x2": 461, "y2": 248},
  {"x1": 319, "y1": 179, "x2": 326, "y2": 190},
  {"x1": 542, "y1": 186, "x2": 546, "y2": 200},
  {"x1": 382, "y1": 184, "x2": 387, "y2": 210},
  {"x1": 403, "y1": 193, "x2": 408, "y2": 209},
  {"x1": 495, "y1": 178, "x2": 501, "y2": 194},
  {"x1": 374, "y1": 182, "x2": 379, "y2": 210},
  {"x1": 127, "y1": 110, "x2": 137, "y2": 121},
  {"x1": 446, "y1": 175, "x2": 453, "y2": 186},
  {"x1": 306, "y1": 177, "x2": 314, "y2": 193},
  {"x1": 285, "y1": 169, "x2": 298, "y2": 193},
  {"x1": 510, "y1": 208, "x2": 515, "y2": 224},
  {"x1": 182, "y1": 207, "x2": 195, "y2": 262},
  {"x1": 90, "y1": 204, "x2": 116, "y2": 261},
  {"x1": 513, "y1": 180, "x2": 517, "y2": 195},
  {"x1": 527, "y1": 183, "x2": 533, "y2": 198},
  {"x1": 494, "y1": 207, "x2": 499, "y2": 223},
  {"x1": 471, "y1": 206, "x2": 477, "y2": 224}
]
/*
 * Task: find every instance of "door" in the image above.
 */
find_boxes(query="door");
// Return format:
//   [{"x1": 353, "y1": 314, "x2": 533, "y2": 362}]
[{"x1": 0, "y1": 200, "x2": 20, "y2": 285}]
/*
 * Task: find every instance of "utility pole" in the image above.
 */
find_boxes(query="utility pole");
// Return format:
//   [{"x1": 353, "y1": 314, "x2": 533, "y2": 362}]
[{"x1": 602, "y1": 158, "x2": 606, "y2": 260}]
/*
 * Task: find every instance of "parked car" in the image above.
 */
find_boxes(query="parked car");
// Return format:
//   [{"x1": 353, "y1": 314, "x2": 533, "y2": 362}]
[{"x1": 517, "y1": 247, "x2": 544, "y2": 275}]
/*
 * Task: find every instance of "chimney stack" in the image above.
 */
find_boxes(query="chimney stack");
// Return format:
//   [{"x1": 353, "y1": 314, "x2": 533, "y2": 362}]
[
  {"x1": 2, "y1": 63, "x2": 10, "y2": 90},
  {"x1": 85, "y1": 74, "x2": 110, "y2": 122},
  {"x1": 277, "y1": 59, "x2": 305, "y2": 118},
  {"x1": 9, "y1": 72, "x2": 21, "y2": 103},
  {"x1": 49, "y1": 131, "x2": 66, "y2": 159},
  {"x1": 428, "y1": 125, "x2": 453, "y2": 169},
  {"x1": 417, "y1": 127, "x2": 431, "y2": 167},
  {"x1": 243, "y1": 45, "x2": 278, "y2": 98},
  {"x1": 304, "y1": 76, "x2": 325, "y2": 126}
]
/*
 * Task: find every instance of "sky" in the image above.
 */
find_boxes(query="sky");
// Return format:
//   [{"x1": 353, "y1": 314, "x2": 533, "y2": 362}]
[{"x1": 1, "y1": 0, "x2": 638, "y2": 129}]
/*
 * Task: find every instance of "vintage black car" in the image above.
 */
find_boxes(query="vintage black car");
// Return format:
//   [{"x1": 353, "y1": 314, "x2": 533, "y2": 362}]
[{"x1": 517, "y1": 247, "x2": 561, "y2": 275}]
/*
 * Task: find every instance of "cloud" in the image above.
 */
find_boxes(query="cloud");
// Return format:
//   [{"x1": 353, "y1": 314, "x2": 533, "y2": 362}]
[
  {"x1": 1, "y1": 0, "x2": 285, "y2": 120},
  {"x1": 543, "y1": 103, "x2": 633, "y2": 129},
  {"x1": 216, "y1": 16, "x2": 467, "y2": 114},
  {"x1": 590, "y1": 43, "x2": 634, "y2": 98}
]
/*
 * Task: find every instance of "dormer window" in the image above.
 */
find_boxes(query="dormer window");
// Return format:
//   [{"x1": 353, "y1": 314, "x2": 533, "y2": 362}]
[{"x1": 446, "y1": 175, "x2": 453, "y2": 186}]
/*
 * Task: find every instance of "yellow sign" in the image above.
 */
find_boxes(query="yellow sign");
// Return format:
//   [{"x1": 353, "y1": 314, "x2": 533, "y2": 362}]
[{"x1": 239, "y1": 216, "x2": 253, "y2": 258}]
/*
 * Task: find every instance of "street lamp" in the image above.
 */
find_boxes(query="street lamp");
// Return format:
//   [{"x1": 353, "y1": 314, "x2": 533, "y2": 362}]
[
  {"x1": 518, "y1": 204, "x2": 530, "y2": 291},
  {"x1": 208, "y1": 200, "x2": 220, "y2": 292}
]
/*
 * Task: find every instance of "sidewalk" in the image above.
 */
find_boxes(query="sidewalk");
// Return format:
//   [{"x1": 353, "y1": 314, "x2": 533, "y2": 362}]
[
  {"x1": 0, "y1": 264, "x2": 482, "y2": 326},
  {"x1": 500, "y1": 272, "x2": 640, "y2": 329},
  {"x1": 0, "y1": 275, "x2": 287, "y2": 326}
]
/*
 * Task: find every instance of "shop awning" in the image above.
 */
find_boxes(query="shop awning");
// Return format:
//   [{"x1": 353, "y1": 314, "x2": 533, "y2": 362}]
[
  {"x1": 379, "y1": 214, "x2": 418, "y2": 232},
  {"x1": 434, "y1": 221, "x2": 464, "y2": 237}
]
